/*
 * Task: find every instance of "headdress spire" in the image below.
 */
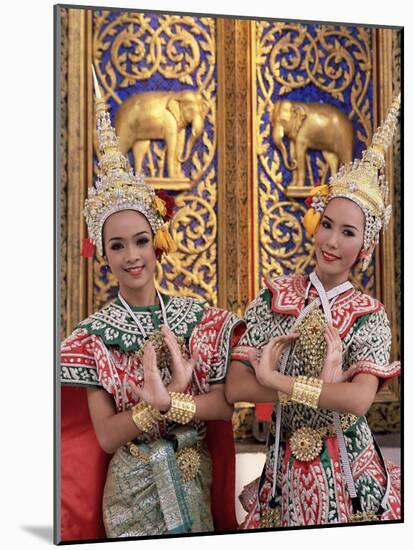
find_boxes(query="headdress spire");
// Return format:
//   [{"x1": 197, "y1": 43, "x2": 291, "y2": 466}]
[
  {"x1": 83, "y1": 65, "x2": 176, "y2": 257},
  {"x1": 304, "y1": 94, "x2": 401, "y2": 269}
]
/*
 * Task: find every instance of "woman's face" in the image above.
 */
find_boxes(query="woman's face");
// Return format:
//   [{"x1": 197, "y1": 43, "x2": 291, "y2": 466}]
[
  {"x1": 314, "y1": 197, "x2": 365, "y2": 288},
  {"x1": 103, "y1": 210, "x2": 157, "y2": 303}
]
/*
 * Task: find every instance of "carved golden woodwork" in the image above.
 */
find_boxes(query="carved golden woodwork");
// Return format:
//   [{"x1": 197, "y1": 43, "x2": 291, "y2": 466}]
[
  {"x1": 367, "y1": 401, "x2": 400, "y2": 434},
  {"x1": 392, "y1": 29, "x2": 401, "y2": 358},
  {"x1": 114, "y1": 90, "x2": 209, "y2": 181},
  {"x1": 62, "y1": 8, "x2": 91, "y2": 335},
  {"x1": 217, "y1": 19, "x2": 251, "y2": 315},
  {"x1": 91, "y1": 13, "x2": 218, "y2": 311},
  {"x1": 92, "y1": 12, "x2": 217, "y2": 194},
  {"x1": 271, "y1": 99, "x2": 354, "y2": 192},
  {"x1": 59, "y1": 8, "x2": 401, "y2": 433},
  {"x1": 60, "y1": 7, "x2": 68, "y2": 342},
  {"x1": 63, "y1": 11, "x2": 219, "y2": 313},
  {"x1": 251, "y1": 22, "x2": 374, "y2": 294},
  {"x1": 366, "y1": 28, "x2": 401, "y2": 431}
]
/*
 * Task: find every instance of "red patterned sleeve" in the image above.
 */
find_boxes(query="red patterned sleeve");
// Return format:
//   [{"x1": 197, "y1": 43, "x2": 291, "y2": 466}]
[
  {"x1": 231, "y1": 288, "x2": 273, "y2": 365},
  {"x1": 189, "y1": 308, "x2": 245, "y2": 385},
  {"x1": 60, "y1": 328, "x2": 102, "y2": 388}
]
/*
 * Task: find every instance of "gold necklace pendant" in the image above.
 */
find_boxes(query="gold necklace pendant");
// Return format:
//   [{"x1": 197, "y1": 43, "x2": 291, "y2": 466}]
[
  {"x1": 135, "y1": 330, "x2": 187, "y2": 372},
  {"x1": 295, "y1": 308, "x2": 327, "y2": 377}
]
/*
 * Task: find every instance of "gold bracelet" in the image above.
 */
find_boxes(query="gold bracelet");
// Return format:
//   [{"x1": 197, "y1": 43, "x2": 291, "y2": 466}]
[
  {"x1": 291, "y1": 376, "x2": 323, "y2": 409},
  {"x1": 153, "y1": 392, "x2": 196, "y2": 424},
  {"x1": 131, "y1": 401, "x2": 157, "y2": 432}
]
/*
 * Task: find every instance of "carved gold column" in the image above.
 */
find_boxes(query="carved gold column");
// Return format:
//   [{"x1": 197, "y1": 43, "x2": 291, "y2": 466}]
[
  {"x1": 217, "y1": 19, "x2": 254, "y2": 440},
  {"x1": 217, "y1": 19, "x2": 251, "y2": 314},
  {"x1": 59, "y1": 7, "x2": 68, "y2": 341},
  {"x1": 64, "y1": 8, "x2": 91, "y2": 334},
  {"x1": 367, "y1": 28, "x2": 401, "y2": 432},
  {"x1": 392, "y1": 30, "x2": 402, "y2": 358}
]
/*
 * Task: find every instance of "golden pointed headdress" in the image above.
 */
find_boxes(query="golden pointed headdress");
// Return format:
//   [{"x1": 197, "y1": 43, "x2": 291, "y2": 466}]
[
  {"x1": 304, "y1": 94, "x2": 401, "y2": 267},
  {"x1": 83, "y1": 66, "x2": 176, "y2": 257}
]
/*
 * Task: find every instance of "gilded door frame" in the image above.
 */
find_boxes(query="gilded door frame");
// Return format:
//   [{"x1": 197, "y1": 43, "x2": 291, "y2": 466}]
[{"x1": 59, "y1": 8, "x2": 401, "y2": 430}]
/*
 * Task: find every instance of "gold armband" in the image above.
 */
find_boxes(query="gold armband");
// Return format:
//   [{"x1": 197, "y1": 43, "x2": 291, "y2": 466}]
[
  {"x1": 291, "y1": 376, "x2": 323, "y2": 409},
  {"x1": 131, "y1": 401, "x2": 157, "y2": 432},
  {"x1": 153, "y1": 392, "x2": 196, "y2": 424}
]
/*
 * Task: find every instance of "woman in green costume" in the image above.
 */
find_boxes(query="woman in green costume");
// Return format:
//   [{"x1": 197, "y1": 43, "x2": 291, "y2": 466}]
[{"x1": 59, "y1": 72, "x2": 241, "y2": 541}]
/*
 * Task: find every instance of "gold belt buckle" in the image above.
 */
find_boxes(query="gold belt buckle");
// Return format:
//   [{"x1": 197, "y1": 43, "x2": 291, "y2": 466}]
[
  {"x1": 127, "y1": 442, "x2": 201, "y2": 481},
  {"x1": 289, "y1": 426, "x2": 323, "y2": 462}
]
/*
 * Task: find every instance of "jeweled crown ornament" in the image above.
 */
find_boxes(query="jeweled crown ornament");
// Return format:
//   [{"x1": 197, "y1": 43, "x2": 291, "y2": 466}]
[
  {"x1": 83, "y1": 65, "x2": 176, "y2": 257},
  {"x1": 304, "y1": 94, "x2": 401, "y2": 269}
]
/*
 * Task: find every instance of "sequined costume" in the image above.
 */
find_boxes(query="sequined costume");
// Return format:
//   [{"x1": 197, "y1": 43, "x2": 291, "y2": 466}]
[
  {"x1": 232, "y1": 274, "x2": 401, "y2": 527},
  {"x1": 60, "y1": 293, "x2": 242, "y2": 540}
]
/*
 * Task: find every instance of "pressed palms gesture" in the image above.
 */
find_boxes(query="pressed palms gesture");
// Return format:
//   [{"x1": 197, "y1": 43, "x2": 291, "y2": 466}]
[
  {"x1": 161, "y1": 325, "x2": 198, "y2": 392},
  {"x1": 320, "y1": 324, "x2": 359, "y2": 383},
  {"x1": 128, "y1": 342, "x2": 171, "y2": 411}
]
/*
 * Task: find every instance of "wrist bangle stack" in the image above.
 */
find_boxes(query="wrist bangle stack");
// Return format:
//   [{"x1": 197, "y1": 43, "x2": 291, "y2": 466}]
[
  {"x1": 291, "y1": 376, "x2": 323, "y2": 409},
  {"x1": 131, "y1": 401, "x2": 157, "y2": 432},
  {"x1": 154, "y1": 392, "x2": 196, "y2": 424}
]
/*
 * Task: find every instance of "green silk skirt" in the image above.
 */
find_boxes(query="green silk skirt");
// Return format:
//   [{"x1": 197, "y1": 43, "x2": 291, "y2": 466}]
[{"x1": 102, "y1": 433, "x2": 213, "y2": 537}]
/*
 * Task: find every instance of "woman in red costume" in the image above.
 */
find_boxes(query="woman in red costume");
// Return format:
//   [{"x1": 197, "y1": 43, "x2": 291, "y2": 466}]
[
  {"x1": 59, "y1": 71, "x2": 242, "y2": 541},
  {"x1": 226, "y1": 96, "x2": 401, "y2": 528}
]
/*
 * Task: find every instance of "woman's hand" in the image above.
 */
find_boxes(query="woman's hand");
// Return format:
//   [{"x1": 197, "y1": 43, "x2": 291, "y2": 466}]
[
  {"x1": 161, "y1": 325, "x2": 197, "y2": 393},
  {"x1": 320, "y1": 324, "x2": 346, "y2": 383},
  {"x1": 249, "y1": 333, "x2": 299, "y2": 389},
  {"x1": 128, "y1": 342, "x2": 171, "y2": 412}
]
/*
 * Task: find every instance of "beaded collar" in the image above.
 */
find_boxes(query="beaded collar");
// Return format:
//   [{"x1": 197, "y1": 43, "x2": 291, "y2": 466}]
[
  {"x1": 77, "y1": 293, "x2": 208, "y2": 351},
  {"x1": 265, "y1": 274, "x2": 382, "y2": 338}
]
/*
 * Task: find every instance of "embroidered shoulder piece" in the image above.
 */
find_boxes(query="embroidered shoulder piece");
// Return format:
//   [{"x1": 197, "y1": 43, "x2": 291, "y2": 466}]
[
  {"x1": 265, "y1": 274, "x2": 309, "y2": 315},
  {"x1": 266, "y1": 275, "x2": 382, "y2": 337},
  {"x1": 189, "y1": 307, "x2": 243, "y2": 385},
  {"x1": 77, "y1": 294, "x2": 208, "y2": 351},
  {"x1": 332, "y1": 289, "x2": 382, "y2": 337}
]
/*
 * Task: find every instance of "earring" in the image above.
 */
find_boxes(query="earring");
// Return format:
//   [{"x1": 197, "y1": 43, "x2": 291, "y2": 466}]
[
  {"x1": 360, "y1": 249, "x2": 374, "y2": 271},
  {"x1": 102, "y1": 264, "x2": 111, "y2": 274}
]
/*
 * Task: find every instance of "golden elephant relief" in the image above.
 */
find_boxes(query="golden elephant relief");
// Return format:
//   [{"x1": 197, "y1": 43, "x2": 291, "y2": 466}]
[
  {"x1": 114, "y1": 90, "x2": 209, "y2": 181},
  {"x1": 271, "y1": 100, "x2": 354, "y2": 194}
]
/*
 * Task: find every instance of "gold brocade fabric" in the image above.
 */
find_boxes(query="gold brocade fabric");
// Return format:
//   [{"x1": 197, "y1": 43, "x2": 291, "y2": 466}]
[{"x1": 102, "y1": 441, "x2": 213, "y2": 537}]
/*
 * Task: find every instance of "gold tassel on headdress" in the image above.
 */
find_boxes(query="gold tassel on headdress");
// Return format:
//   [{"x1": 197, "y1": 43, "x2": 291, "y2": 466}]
[
  {"x1": 303, "y1": 209, "x2": 321, "y2": 236},
  {"x1": 304, "y1": 184, "x2": 330, "y2": 236},
  {"x1": 152, "y1": 195, "x2": 167, "y2": 218},
  {"x1": 154, "y1": 224, "x2": 177, "y2": 254}
]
